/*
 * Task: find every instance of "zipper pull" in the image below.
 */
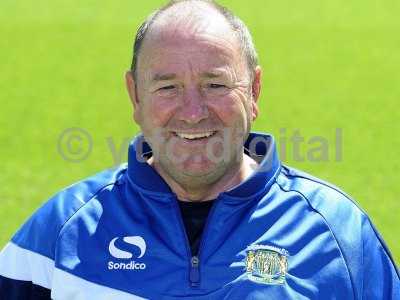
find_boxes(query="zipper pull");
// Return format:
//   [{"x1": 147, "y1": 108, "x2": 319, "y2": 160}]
[{"x1": 190, "y1": 256, "x2": 200, "y2": 287}]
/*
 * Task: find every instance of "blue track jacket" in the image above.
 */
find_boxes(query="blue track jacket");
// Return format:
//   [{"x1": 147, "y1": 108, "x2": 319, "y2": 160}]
[{"x1": 0, "y1": 133, "x2": 399, "y2": 299}]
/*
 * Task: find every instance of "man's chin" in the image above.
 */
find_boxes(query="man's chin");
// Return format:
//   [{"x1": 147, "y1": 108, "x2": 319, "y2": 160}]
[
  {"x1": 177, "y1": 160, "x2": 218, "y2": 177},
  {"x1": 166, "y1": 159, "x2": 227, "y2": 185}
]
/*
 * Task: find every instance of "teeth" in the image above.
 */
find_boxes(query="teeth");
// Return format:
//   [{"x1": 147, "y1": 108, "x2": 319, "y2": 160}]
[{"x1": 175, "y1": 131, "x2": 215, "y2": 140}]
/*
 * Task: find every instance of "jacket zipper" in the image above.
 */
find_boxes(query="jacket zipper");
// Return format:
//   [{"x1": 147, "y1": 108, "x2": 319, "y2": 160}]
[
  {"x1": 189, "y1": 256, "x2": 200, "y2": 287},
  {"x1": 171, "y1": 196, "x2": 221, "y2": 289}
]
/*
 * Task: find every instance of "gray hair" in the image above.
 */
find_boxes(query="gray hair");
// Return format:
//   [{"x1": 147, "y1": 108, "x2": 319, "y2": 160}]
[{"x1": 130, "y1": 0, "x2": 258, "y2": 80}]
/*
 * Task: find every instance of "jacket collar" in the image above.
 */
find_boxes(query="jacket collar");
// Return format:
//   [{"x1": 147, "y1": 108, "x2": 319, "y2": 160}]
[{"x1": 126, "y1": 132, "x2": 281, "y2": 199}]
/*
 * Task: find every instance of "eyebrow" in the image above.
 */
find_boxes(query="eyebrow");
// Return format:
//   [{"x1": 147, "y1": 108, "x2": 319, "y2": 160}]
[
  {"x1": 151, "y1": 73, "x2": 177, "y2": 82},
  {"x1": 150, "y1": 71, "x2": 226, "y2": 83},
  {"x1": 201, "y1": 71, "x2": 224, "y2": 79}
]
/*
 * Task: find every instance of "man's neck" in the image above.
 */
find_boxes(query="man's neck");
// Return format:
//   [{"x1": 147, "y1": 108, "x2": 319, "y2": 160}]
[{"x1": 148, "y1": 154, "x2": 258, "y2": 202}]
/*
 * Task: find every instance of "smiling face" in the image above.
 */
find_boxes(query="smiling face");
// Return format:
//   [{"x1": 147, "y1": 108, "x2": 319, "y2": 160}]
[{"x1": 126, "y1": 3, "x2": 261, "y2": 196}]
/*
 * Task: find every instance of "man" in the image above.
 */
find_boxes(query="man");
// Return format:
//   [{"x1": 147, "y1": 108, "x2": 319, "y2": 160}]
[{"x1": 0, "y1": 0, "x2": 398, "y2": 299}]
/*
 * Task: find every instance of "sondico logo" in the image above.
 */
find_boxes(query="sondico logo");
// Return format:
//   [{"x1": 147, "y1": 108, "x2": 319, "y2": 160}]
[{"x1": 108, "y1": 236, "x2": 147, "y2": 270}]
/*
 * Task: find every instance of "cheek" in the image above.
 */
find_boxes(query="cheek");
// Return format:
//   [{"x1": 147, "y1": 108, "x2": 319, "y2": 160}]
[
  {"x1": 208, "y1": 94, "x2": 250, "y2": 127},
  {"x1": 143, "y1": 97, "x2": 180, "y2": 127}
]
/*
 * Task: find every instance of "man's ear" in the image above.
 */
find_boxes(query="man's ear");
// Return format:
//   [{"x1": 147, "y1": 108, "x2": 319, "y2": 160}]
[
  {"x1": 125, "y1": 71, "x2": 141, "y2": 124},
  {"x1": 250, "y1": 66, "x2": 262, "y2": 121}
]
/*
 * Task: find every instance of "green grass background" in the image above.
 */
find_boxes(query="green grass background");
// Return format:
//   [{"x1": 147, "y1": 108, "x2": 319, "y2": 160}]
[{"x1": 0, "y1": 0, "x2": 399, "y2": 263}]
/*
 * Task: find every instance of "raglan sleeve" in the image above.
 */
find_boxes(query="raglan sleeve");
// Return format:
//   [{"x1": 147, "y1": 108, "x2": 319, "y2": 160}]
[
  {"x1": 0, "y1": 205, "x2": 56, "y2": 299},
  {"x1": 361, "y1": 217, "x2": 400, "y2": 299},
  {"x1": 0, "y1": 167, "x2": 121, "y2": 299},
  {"x1": 0, "y1": 186, "x2": 86, "y2": 299}
]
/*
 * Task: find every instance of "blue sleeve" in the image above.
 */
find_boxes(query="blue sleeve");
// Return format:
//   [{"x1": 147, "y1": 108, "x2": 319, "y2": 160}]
[
  {"x1": 362, "y1": 218, "x2": 400, "y2": 299},
  {"x1": 0, "y1": 168, "x2": 123, "y2": 299}
]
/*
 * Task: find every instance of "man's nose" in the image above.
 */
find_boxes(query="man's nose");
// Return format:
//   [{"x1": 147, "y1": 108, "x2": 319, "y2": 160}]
[{"x1": 178, "y1": 87, "x2": 209, "y2": 124}]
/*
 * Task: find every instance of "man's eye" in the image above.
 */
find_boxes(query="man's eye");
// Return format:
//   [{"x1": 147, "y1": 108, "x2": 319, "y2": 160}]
[
  {"x1": 208, "y1": 83, "x2": 226, "y2": 89},
  {"x1": 159, "y1": 85, "x2": 176, "y2": 91}
]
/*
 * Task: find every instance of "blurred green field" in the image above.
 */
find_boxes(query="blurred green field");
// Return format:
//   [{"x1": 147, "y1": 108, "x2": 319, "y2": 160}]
[{"x1": 0, "y1": 0, "x2": 399, "y2": 264}]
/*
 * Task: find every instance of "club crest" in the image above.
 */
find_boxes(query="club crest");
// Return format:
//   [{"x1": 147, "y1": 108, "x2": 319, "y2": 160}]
[{"x1": 245, "y1": 245, "x2": 289, "y2": 285}]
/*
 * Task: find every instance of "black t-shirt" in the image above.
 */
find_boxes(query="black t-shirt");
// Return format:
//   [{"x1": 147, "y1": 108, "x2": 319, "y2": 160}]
[{"x1": 178, "y1": 200, "x2": 214, "y2": 256}]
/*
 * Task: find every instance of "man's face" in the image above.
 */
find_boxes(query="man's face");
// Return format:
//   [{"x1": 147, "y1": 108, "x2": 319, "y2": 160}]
[{"x1": 127, "y1": 13, "x2": 260, "y2": 188}]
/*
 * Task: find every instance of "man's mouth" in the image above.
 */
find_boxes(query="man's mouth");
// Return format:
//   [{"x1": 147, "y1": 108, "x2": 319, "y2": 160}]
[{"x1": 173, "y1": 131, "x2": 217, "y2": 140}]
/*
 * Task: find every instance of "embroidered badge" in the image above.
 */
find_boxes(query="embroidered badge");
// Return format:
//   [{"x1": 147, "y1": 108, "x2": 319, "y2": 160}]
[{"x1": 245, "y1": 245, "x2": 289, "y2": 285}]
